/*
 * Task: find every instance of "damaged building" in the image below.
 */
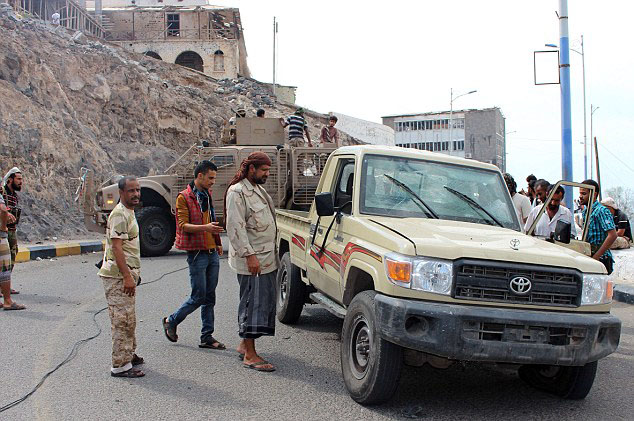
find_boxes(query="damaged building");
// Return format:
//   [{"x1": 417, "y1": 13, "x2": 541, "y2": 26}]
[
  {"x1": 382, "y1": 107, "x2": 506, "y2": 171},
  {"x1": 92, "y1": 0, "x2": 250, "y2": 78}
]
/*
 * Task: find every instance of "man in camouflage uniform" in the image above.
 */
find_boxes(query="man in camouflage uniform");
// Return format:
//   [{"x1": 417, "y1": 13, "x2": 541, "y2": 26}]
[
  {"x1": 1, "y1": 167, "x2": 22, "y2": 295},
  {"x1": 225, "y1": 152, "x2": 278, "y2": 372},
  {"x1": 98, "y1": 176, "x2": 145, "y2": 378}
]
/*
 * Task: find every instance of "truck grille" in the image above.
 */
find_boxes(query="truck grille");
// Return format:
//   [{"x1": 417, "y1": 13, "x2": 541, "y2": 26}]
[
  {"x1": 454, "y1": 261, "x2": 581, "y2": 307},
  {"x1": 462, "y1": 321, "x2": 587, "y2": 346}
]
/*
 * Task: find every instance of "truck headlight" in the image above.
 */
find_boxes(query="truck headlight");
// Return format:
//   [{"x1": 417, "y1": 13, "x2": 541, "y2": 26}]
[
  {"x1": 581, "y1": 274, "x2": 613, "y2": 305},
  {"x1": 385, "y1": 253, "x2": 453, "y2": 296}
]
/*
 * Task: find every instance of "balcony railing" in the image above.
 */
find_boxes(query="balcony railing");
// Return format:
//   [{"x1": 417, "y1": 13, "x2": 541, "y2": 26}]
[
  {"x1": 105, "y1": 28, "x2": 236, "y2": 42},
  {"x1": 9, "y1": 0, "x2": 106, "y2": 38}
]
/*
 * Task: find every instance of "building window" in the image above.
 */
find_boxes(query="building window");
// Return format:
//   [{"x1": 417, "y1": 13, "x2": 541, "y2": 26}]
[
  {"x1": 213, "y1": 50, "x2": 225, "y2": 71},
  {"x1": 167, "y1": 13, "x2": 180, "y2": 37}
]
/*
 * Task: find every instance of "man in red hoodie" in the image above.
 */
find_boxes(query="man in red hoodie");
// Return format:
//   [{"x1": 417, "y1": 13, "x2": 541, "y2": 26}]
[{"x1": 162, "y1": 160, "x2": 225, "y2": 350}]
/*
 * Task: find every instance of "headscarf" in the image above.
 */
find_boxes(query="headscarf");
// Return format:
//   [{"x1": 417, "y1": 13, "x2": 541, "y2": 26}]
[
  {"x1": 223, "y1": 152, "x2": 272, "y2": 227},
  {"x1": 3, "y1": 167, "x2": 21, "y2": 187}
]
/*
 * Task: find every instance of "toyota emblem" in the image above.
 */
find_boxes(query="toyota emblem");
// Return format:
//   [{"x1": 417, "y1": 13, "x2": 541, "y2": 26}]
[
  {"x1": 509, "y1": 276, "x2": 532, "y2": 295},
  {"x1": 510, "y1": 239, "x2": 520, "y2": 250}
]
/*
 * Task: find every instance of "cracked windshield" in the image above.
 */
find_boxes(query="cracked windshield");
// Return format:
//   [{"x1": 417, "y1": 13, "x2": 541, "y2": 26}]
[{"x1": 361, "y1": 154, "x2": 520, "y2": 231}]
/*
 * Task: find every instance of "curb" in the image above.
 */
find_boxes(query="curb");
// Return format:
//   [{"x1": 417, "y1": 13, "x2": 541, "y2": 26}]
[
  {"x1": 614, "y1": 284, "x2": 634, "y2": 305},
  {"x1": 15, "y1": 240, "x2": 105, "y2": 262}
]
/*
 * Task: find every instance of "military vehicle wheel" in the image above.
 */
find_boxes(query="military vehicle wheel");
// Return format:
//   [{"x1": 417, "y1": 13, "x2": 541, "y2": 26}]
[
  {"x1": 341, "y1": 291, "x2": 402, "y2": 405},
  {"x1": 136, "y1": 206, "x2": 175, "y2": 257},
  {"x1": 276, "y1": 252, "x2": 306, "y2": 324},
  {"x1": 518, "y1": 361, "x2": 598, "y2": 399}
]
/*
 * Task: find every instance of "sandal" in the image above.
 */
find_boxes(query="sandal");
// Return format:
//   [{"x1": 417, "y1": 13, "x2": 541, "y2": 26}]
[
  {"x1": 199, "y1": 337, "x2": 226, "y2": 350},
  {"x1": 243, "y1": 360, "x2": 276, "y2": 372},
  {"x1": 111, "y1": 367, "x2": 145, "y2": 378},
  {"x1": 132, "y1": 354, "x2": 144, "y2": 366},
  {"x1": 10, "y1": 289, "x2": 19, "y2": 295},
  {"x1": 162, "y1": 317, "x2": 178, "y2": 342},
  {"x1": 3, "y1": 302, "x2": 26, "y2": 311}
]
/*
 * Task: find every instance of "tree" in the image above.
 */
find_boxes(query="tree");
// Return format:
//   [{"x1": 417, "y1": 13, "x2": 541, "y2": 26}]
[{"x1": 604, "y1": 186, "x2": 634, "y2": 217}]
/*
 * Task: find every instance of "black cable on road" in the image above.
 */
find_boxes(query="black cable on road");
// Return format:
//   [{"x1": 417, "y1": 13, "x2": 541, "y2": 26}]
[{"x1": 0, "y1": 266, "x2": 188, "y2": 414}]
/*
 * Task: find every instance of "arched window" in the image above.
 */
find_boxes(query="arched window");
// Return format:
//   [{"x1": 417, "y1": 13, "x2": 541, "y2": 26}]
[
  {"x1": 143, "y1": 51, "x2": 162, "y2": 60},
  {"x1": 213, "y1": 50, "x2": 224, "y2": 72},
  {"x1": 175, "y1": 51, "x2": 204, "y2": 72}
]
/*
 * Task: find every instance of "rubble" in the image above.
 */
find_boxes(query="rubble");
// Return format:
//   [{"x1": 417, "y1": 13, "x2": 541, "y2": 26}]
[{"x1": 0, "y1": 13, "x2": 355, "y2": 241}]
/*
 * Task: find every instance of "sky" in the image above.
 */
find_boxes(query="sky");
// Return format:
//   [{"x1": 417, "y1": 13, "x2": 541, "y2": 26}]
[{"x1": 209, "y1": 0, "x2": 634, "y2": 193}]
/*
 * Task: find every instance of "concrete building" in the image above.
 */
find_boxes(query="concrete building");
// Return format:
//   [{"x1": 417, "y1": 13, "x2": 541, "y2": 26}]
[
  {"x1": 382, "y1": 107, "x2": 506, "y2": 171},
  {"x1": 91, "y1": 0, "x2": 250, "y2": 79}
]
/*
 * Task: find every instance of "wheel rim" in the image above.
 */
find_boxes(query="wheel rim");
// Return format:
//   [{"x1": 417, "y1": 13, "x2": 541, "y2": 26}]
[
  {"x1": 278, "y1": 266, "x2": 288, "y2": 307},
  {"x1": 145, "y1": 219, "x2": 165, "y2": 246},
  {"x1": 349, "y1": 315, "x2": 372, "y2": 380}
]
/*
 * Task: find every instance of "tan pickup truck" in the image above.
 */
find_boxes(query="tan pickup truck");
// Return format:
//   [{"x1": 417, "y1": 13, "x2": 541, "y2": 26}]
[{"x1": 275, "y1": 145, "x2": 621, "y2": 405}]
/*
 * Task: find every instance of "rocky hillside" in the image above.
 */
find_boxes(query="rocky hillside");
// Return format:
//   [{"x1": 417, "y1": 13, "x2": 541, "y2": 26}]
[{"x1": 0, "y1": 8, "x2": 350, "y2": 241}]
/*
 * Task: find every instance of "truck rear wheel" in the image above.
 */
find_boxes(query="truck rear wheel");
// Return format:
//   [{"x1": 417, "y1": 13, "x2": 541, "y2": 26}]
[
  {"x1": 136, "y1": 206, "x2": 175, "y2": 257},
  {"x1": 276, "y1": 252, "x2": 306, "y2": 324},
  {"x1": 518, "y1": 361, "x2": 598, "y2": 399},
  {"x1": 341, "y1": 291, "x2": 402, "y2": 405}
]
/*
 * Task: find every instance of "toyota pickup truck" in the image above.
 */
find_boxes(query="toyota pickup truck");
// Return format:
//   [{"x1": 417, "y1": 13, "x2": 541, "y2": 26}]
[{"x1": 275, "y1": 145, "x2": 621, "y2": 405}]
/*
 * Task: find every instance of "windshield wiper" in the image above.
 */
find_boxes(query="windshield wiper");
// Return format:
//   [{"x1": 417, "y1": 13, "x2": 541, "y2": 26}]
[
  {"x1": 443, "y1": 186, "x2": 504, "y2": 228},
  {"x1": 383, "y1": 175, "x2": 438, "y2": 219}
]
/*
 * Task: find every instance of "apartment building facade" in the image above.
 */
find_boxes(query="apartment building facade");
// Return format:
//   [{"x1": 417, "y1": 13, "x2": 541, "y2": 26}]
[{"x1": 382, "y1": 107, "x2": 506, "y2": 171}]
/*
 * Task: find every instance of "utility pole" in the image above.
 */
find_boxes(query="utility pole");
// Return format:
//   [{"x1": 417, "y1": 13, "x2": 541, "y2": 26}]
[
  {"x1": 558, "y1": 0, "x2": 573, "y2": 210},
  {"x1": 590, "y1": 104, "x2": 599, "y2": 180},
  {"x1": 581, "y1": 35, "x2": 587, "y2": 180},
  {"x1": 272, "y1": 17, "x2": 277, "y2": 96}
]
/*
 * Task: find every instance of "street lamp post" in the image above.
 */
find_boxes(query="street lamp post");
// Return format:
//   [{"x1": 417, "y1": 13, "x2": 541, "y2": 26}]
[
  {"x1": 590, "y1": 104, "x2": 599, "y2": 179},
  {"x1": 546, "y1": 33, "x2": 587, "y2": 179},
  {"x1": 449, "y1": 88, "x2": 477, "y2": 153},
  {"x1": 558, "y1": 0, "x2": 573, "y2": 210}
]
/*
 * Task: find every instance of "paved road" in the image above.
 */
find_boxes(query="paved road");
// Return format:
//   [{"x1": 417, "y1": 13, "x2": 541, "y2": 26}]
[{"x1": 2, "y1": 251, "x2": 633, "y2": 420}]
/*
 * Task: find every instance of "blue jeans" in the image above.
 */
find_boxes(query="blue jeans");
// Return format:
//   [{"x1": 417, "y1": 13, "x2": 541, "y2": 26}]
[{"x1": 168, "y1": 250, "x2": 220, "y2": 342}]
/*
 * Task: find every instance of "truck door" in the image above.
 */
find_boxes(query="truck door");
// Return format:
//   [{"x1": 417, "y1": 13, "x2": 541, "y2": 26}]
[{"x1": 307, "y1": 157, "x2": 355, "y2": 303}]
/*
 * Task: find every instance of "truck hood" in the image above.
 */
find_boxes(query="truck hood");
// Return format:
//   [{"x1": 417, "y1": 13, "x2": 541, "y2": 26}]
[{"x1": 368, "y1": 216, "x2": 604, "y2": 274}]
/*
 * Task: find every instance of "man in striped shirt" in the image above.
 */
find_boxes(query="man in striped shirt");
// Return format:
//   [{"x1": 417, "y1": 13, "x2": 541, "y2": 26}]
[{"x1": 279, "y1": 108, "x2": 312, "y2": 147}]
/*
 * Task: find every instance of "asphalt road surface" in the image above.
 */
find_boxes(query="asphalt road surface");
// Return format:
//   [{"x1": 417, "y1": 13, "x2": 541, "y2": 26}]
[{"x1": 2, "y1": 250, "x2": 633, "y2": 420}]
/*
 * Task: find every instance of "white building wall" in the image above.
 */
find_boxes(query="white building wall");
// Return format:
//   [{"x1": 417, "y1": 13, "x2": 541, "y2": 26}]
[
  {"x1": 394, "y1": 112, "x2": 466, "y2": 158},
  {"x1": 331, "y1": 112, "x2": 394, "y2": 146}
]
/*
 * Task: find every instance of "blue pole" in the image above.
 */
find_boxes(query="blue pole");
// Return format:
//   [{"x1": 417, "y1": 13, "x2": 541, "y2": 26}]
[{"x1": 559, "y1": 0, "x2": 573, "y2": 210}]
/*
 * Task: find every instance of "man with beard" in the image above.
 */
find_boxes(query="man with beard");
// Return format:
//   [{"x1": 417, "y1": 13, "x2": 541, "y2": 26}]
[
  {"x1": 1, "y1": 192, "x2": 25, "y2": 310},
  {"x1": 1, "y1": 167, "x2": 23, "y2": 296},
  {"x1": 524, "y1": 184, "x2": 577, "y2": 238},
  {"x1": 580, "y1": 179, "x2": 617, "y2": 274},
  {"x1": 225, "y1": 152, "x2": 278, "y2": 372},
  {"x1": 98, "y1": 176, "x2": 145, "y2": 378}
]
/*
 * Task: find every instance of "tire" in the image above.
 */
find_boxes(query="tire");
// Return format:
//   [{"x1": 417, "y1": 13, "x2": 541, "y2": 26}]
[
  {"x1": 518, "y1": 360, "x2": 598, "y2": 400},
  {"x1": 341, "y1": 291, "x2": 402, "y2": 405},
  {"x1": 136, "y1": 206, "x2": 175, "y2": 257},
  {"x1": 276, "y1": 252, "x2": 306, "y2": 324}
]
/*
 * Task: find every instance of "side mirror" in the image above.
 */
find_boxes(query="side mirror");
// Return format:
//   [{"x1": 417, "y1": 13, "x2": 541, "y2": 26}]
[
  {"x1": 553, "y1": 220, "x2": 572, "y2": 244},
  {"x1": 315, "y1": 192, "x2": 335, "y2": 216}
]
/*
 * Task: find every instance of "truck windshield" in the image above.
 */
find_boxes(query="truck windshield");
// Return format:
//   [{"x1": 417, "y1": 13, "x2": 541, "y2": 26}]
[{"x1": 360, "y1": 154, "x2": 520, "y2": 231}]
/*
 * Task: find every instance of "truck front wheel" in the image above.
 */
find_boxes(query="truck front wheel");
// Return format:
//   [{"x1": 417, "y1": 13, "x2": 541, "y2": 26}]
[
  {"x1": 518, "y1": 361, "x2": 598, "y2": 399},
  {"x1": 136, "y1": 206, "x2": 175, "y2": 257},
  {"x1": 341, "y1": 291, "x2": 402, "y2": 405},
  {"x1": 276, "y1": 252, "x2": 306, "y2": 324}
]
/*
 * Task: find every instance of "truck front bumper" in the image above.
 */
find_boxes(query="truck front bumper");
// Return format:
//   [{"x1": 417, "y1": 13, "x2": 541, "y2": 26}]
[{"x1": 374, "y1": 294, "x2": 621, "y2": 366}]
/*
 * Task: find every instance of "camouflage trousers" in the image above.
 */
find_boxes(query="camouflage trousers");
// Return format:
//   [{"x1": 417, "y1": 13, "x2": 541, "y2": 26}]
[
  {"x1": 7, "y1": 230, "x2": 17, "y2": 267},
  {"x1": 101, "y1": 276, "x2": 137, "y2": 370}
]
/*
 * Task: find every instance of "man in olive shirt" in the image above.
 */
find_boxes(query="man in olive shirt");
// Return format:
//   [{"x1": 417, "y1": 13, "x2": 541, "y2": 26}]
[
  {"x1": 163, "y1": 161, "x2": 225, "y2": 350},
  {"x1": 225, "y1": 152, "x2": 278, "y2": 372},
  {"x1": 98, "y1": 176, "x2": 144, "y2": 377}
]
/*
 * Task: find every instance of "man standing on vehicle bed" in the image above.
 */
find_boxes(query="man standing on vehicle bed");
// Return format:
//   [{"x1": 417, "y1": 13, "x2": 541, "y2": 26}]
[{"x1": 225, "y1": 152, "x2": 278, "y2": 372}]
